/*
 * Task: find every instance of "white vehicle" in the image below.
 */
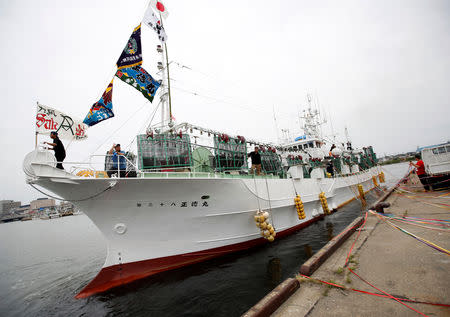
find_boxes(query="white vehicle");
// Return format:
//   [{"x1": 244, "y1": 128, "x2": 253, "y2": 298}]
[{"x1": 419, "y1": 141, "x2": 450, "y2": 189}]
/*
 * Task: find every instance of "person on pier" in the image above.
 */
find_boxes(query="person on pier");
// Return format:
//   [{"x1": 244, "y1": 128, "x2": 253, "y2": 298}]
[{"x1": 410, "y1": 154, "x2": 430, "y2": 191}]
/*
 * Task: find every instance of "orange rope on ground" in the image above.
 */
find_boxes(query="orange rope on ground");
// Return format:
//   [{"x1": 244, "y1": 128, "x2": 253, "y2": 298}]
[
  {"x1": 298, "y1": 274, "x2": 450, "y2": 308},
  {"x1": 348, "y1": 269, "x2": 429, "y2": 316},
  {"x1": 344, "y1": 212, "x2": 368, "y2": 267},
  {"x1": 342, "y1": 210, "x2": 440, "y2": 316}
]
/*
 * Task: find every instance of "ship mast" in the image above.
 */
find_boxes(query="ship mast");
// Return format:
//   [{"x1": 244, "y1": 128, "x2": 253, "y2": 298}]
[
  {"x1": 300, "y1": 94, "x2": 326, "y2": 139},
  {"x1": 164, "y1": 42, "x2": 173, "y2": 125}
]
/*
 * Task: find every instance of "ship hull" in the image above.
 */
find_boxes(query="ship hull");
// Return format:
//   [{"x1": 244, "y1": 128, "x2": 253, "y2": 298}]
[{"x1": 32, "y1": 167, "x2": 380, "y2": 297}]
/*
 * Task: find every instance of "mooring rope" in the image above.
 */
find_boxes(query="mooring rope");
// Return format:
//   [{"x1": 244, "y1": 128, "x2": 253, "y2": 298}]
[
  {"x1": 297, "y1": 274, "x2": 450, "y2": 308},
  {"x1": 369, "y1": 210, "x2": 450, "y2": 255},
  {"x1": 344, "y1": 212, "x2": 368, "y2": 267},
  {"x1": 348, "y1": 268, "x2": 429, "y2": 317},
  {"x1": 393, "y1": 189, "x2": 450, "y2": 210},
  {"x1": 381, "y1": 214, "x2": 450, "y2": 230},
  {"x1": 341, "y1": 211, "x2": 430, "y2": 316}
]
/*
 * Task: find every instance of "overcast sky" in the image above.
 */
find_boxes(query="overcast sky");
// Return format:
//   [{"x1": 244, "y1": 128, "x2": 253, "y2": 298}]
[{"x1": 1, "y1": 0, "x2": 449, "y2": 204}]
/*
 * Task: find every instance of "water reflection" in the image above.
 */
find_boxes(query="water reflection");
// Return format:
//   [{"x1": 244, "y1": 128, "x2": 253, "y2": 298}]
[
  {"x1": 326, "y1": 222, "x2": 334, "y2": 240},
  {"x1": 266, "y1": 258, "x2": 281, "y2": 287},
  {"x1": 303, "y1": 244, "x2": 313, "y2": 258}
]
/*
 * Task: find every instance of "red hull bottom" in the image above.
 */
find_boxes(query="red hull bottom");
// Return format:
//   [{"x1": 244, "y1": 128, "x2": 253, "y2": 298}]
[{"x1": 75, "y1": 215, "x2": 324, "y2": 298}]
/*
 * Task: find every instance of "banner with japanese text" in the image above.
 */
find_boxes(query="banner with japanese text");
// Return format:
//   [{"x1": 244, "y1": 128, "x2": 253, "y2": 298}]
[
  {"x1": 116, "y1": 24, "x2": 143, "y2": 69},
  {"x1": 143, "y1": 5, "x2": 168, "y2": 43},
  {"x1": 115, "y1": 66, "x2": 160, "y2": 102},
  {"x1": 36, "y1": 103, "x2": 88, "y2": 140}
]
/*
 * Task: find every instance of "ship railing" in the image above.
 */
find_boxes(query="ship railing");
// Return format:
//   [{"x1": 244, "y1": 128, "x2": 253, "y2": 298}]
[
  {"x1": 32, "y1": 152, "x2": 140, "y2": 179},
  {"x1": 69, "y1": 154, "x2": 140, "y2": 178},
  {"x1": 35, "y1": 149, "x2": 286, "y2": 180}
]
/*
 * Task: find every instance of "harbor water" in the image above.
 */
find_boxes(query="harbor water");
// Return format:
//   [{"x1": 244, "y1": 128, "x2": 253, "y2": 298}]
[{"x1": 0, "y1": 163, "x2": 409, "y2": 317}]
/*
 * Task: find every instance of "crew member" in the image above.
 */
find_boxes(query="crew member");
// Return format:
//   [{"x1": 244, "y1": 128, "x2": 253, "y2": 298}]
[
  {"x1": 107, "y1": 143, "x2": 127, "y2": 177},
  {"x1": 329, "y1": 144, "x2": 336, "y2": 157},
  {"x1": 410, "y1": 154, "x2": 430, "y2": 191},
  {"x1": 248, "y1": 146, "x2": 262, "y2": 175},
  {"x1": 326, "y1": 160, "x2": 334, "y2": 177},
  {"x1": 45, "y1": 131, "x2": 65, "y2": 169}
]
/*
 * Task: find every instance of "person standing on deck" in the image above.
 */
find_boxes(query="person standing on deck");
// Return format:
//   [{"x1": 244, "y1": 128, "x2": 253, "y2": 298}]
[
  {"x1": 248, "y1": 146, "x2": 262, "y2": 175},
  {"x1": 107, "y1": 143, "x2": 127, "y2": 177},
  {"x1": 44, "y1": 131, "x2": 65, "y2": 169},
  {"x1": 410, "y1": 153, "x2": 430, "y2": 191},
  {"x1": 329, "y1": 144, "x2": 336, "y2": 157}
]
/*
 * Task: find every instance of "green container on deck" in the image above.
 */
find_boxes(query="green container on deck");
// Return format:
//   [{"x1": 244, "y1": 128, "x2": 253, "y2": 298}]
[{"x1": 137, "y1": 133, "x2": 192, "y2": 170}]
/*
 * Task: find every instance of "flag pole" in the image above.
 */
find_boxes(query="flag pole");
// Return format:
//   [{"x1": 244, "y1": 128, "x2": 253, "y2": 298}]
[
  {"x1": 35, "y1": 101, "x2": 39, "y2": 149},
  {"x1": 159, "y1": 12, "x2": 172, "y2": 124},
  {"x1": 164, "y1": 42, "x2": 172, "y2": 122}
]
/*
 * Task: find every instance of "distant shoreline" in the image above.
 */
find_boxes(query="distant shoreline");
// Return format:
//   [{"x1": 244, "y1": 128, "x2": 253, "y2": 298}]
[{"x1": 380, "y1": 157, "x2": 414, "y2": 166}]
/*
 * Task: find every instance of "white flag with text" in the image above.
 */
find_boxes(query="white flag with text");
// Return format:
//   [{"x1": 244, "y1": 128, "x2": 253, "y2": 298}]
[
  {"x1": 143, "y1": 6, "x2": 168, "y2": 43},
  {"x1": 36, "y1": 103, "x2": 88, "y2": 140}
]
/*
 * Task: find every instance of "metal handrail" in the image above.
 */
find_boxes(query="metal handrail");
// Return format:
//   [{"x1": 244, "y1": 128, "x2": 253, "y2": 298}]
[
  {"x1": 33, "y1": 149, "x2": 141, "y2": 178},
  {"x1": 89, "y1": 154, "x2": 140, "y2": 174}
]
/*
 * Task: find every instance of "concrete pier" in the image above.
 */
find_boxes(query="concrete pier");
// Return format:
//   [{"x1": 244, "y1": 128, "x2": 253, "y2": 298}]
[{"x1": 272, "y1": 175, "x2": 449, "y2": 316}]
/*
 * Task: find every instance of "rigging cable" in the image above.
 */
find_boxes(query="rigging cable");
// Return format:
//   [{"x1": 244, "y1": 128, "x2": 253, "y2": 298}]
[
  {"x1": 85, "y1": 99, "x2": 151, "y2": 161},
  {"x1": 29, "y1": 182, "x2": 115, "y2": 202},
  {"x1": 124, "y1": 99, "x2": 162, "y2": 153}
]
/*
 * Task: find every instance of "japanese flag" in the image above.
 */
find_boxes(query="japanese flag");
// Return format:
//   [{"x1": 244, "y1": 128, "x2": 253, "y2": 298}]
[{"x1": 150, "y1": 0, "x2": 169, "y2": 20}]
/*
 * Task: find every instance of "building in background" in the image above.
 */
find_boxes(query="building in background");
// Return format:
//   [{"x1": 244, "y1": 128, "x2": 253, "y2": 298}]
[
  {"x1": 12, "y1": 205, "x2": 31, "y2": 215},
  {"x1": 30, "y1": 198, "x2": 56, "y2": 211},
  {"x1": 0, "y1": 200, "x2": 21, "y2": 217},
  {"x1": 30, "y1": 198, "x2": 56, "y2": 217},
  {"x1": 58, "y1": 201, "x2": 75, "y2": 216}
]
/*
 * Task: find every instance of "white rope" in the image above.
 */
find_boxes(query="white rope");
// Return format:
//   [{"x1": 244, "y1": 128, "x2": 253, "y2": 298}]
[
  {"x1": 252, "y1": 174, "x2": 261, "y2": 211},
  {"x1": 264, "y1": 175, "x2": 276, "y2": 228}
]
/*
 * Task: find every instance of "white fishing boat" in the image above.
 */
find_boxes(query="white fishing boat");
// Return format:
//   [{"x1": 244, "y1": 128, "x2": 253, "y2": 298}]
[{"x1": 23, "y1": 2, "x2": 384, "y2": 298}]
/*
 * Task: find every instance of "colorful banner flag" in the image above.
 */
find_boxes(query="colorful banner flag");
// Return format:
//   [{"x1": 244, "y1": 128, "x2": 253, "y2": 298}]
[
  {"x1": 143, "y1": 5, "x2": 168, "y2": 43},
  {"x1": 115, "y1": 66, "x2": 161, "y2": 103},
  {"x1": 83, "y1": 80, "x2": 114, "y2": 127},
  {"x1": 149, "y1": 0, "x2": 169, "y2": 20},
  {"x1": 116, "y1": 25, "x2": 143, "y2": 70},
  {"x1": 36, "y1": 103, "x2": 88, "y2": 140}
]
